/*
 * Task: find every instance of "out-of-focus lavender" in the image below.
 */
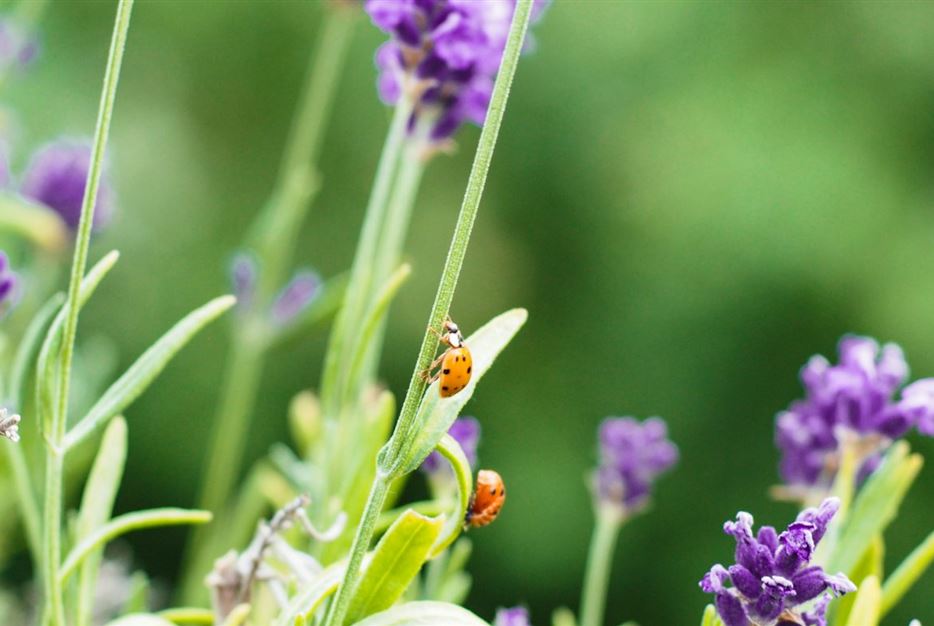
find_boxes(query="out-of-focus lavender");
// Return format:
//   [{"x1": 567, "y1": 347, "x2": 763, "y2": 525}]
[
  {"x1": 493, "y1": 606, "x2": 531, "y2": 626},
  {"x1": 700, "y1": 498, "x2": 855, "y2": 626},
  {"x1": 20, "y1": 139, "x2": 114, "y2": 230},
  {"x1": 271, "y1": 270, "x2": 322, "y2": 325},
  {"x1": 420, "y1": 416, "x2": 480, "y2": 475},
  {"x1": 776, "y1": 335, "x2": 934, "y2": 491},
  {"x1": 0, "y1": 250, "x2": 17, "y2": 314},
  {"x1": 593, "y1": 416, "x2": 677, "y2": 514},
  {"x1": 0, "y1": 17, "x2": 40, "y2": 75},
  {"x1": 365, "y1": 0, "x2": 550, "y2": 141}
]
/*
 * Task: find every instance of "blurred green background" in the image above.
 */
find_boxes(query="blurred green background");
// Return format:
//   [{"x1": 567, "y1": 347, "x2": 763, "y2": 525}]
[{"x1": 5, "y1": 1, "x2": 934, "y2": 624}]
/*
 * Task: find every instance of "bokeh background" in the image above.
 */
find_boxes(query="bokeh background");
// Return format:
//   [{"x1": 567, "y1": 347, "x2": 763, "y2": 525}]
[{"x1": 4, "y1": 1, "x2": 934, "y2": 624}]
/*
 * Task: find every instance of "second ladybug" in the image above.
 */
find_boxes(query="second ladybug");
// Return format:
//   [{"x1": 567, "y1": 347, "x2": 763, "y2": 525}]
[{"x1": 466, "y1": 469, "x2": 506, "y2": 528}]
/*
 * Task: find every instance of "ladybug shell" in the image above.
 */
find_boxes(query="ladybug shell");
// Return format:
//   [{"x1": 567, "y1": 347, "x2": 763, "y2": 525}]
[
  {"x1": 467, "y1": 469, "x2": 505, "y2": 528},
  {"x1": 439, "y1": 346, "x2": 472, "y2": 398}
]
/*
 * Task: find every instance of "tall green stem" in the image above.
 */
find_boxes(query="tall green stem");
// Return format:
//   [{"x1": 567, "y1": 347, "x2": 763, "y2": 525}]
[
  {"x1": 42, "y1": 1, "x2": 134, "y2": 623},
  {"x1": 184, "y1": 6, "x2": 356, "y2": 599},
  {"x1": 580, "y1": 508, "x2": 624, "y2": 626},
  {"x1": 321, "y1": 4, "x2": 534, "y2": 626}
]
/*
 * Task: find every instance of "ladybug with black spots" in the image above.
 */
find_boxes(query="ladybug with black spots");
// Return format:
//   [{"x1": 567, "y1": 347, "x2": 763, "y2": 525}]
[
  {"x1": 422, "y1": 317, "x2": 473, "y2": 398},
  {"x1": 466, "y1": 469, "x2": 506, "y2": 528}
]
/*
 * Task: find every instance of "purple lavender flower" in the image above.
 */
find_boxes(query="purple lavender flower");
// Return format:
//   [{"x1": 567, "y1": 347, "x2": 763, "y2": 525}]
[
  {"x1": 420, "y1": 416, "x2": 480, "y2": 475},
  {"x1": 229, "y1": 253, "x2": 258, "y2": 314},
  {"x1": 0, "y1": 18, "x2": 40, "y2": 74},
  {"x1": 593, "y1": 416, "x2": 678, "y2": 513},
  {"x1": 271, "y1": 270, "x2": 322, "y2": 325},
  {"x1": 776, "y1": 335, "x2": 934, "y2": 489},
  {"x1": 493, "y1": 607, "x2": 531, "y2": 626},
  {"x1": 366, "y1": 0, "x2": 550, "y2": 141},
  {"x1": 20, "y1": 139, "x2": 114, "y2": 230},
  {"x1": 0, "y1": 251, "x2": 17, "y2": 314},
  {"x1": 700, "y1": 498, "x2": 856, "y2": 626}
]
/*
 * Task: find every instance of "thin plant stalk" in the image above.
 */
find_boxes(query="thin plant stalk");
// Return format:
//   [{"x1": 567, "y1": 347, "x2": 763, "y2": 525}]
[
  {"x1": 42, "y1": 1, "x2": 134, "y2": 623},
  {"x1": 579, "y1": 508, "x2": 624, "y2": 626},
  {"x1": 185, "y1": 5, "x2": 356, "y2": 598},
  {"x1": 320, "y1": 4, "x2": 534, "y2": 626}
]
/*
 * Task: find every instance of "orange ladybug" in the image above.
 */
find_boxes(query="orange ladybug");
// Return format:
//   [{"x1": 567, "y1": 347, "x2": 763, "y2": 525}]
[
  {"x1": 422, "y1": 317, "x2": 473, "y2": 398},
  {"x1": 465, "y1": 469, "x2": 505, "y2": 528}
]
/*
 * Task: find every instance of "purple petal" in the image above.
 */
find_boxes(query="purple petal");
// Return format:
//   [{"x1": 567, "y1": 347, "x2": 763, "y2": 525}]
[
  {"x1": 715, "y1": 591, "x2": 749, "y2": 626},
  {"x1": 700, "y1": 564, "x2": 730, "y2": 594},
  {"x1": 727, "y1": 565, "x2": 762, "y2": 599}
]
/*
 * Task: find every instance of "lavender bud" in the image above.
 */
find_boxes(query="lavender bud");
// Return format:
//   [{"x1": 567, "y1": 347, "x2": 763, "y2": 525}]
[
  {"x1": 420, "y1": 416, "x2": 481, "y2": 475},
  {"x1": 271, "y1": 269, "x2": 322, "y2": 325},
  {"x1": 494, "y1": 607, "x2": 531, "y2": 626}
]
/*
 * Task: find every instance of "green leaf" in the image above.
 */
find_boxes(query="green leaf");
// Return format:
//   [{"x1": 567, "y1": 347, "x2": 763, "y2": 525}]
[
  {"x1": 345, "y1": 510, "x2": 444, "y2": 625},
  {"x1": 832, "y1": 535, "x2": 884, "y2": 626},
  {"x1": 700, "y1": 605, "x2": 723, "y2": 626},
  {"x1": 221, "y1": 604, "x2": 251, "y2": 626},
  {"x1": 103, "y1": 616, "x2": 176, "y2": 626},
  {"x1": 428, "y1": 434, "x2": 473, "y2": 557},
  {"x1": 123, "y1": 571, "x2": 150, "y2": 614},
  {"x1": 8, "y1": 291, "x2": 64, "y2": 408},
  {"x1": 275, "y1": 561, "x2": 347, "y2": 626},
  {"x1": 59, "y1": 508, "x2": 212, "y2": 583},
  {"x1": 37, "y1": 250, "x2": 120, "y2": 434},
  {"x1": 880, "y1": 527, "x2": 934, "y2": 617},
  {"x1": 64, "y1": 295, "x2": 236, "y2": 450},
  {"x1": 349, "y1": 601, "x2": 490, "y2": 626},
  {"x1": 76, "y1": 416, "x2": 128, "y2": 626},
  {"x1": 828, "y1": 442, "x2": 923, "y2": 576},
  {"x1": 388, "y1": 308, "x2": 528, "y2": 477},
  {"x1": 844, "y1": 575, "x2": 881, "y2": 626},
  {"x1": 155, "y1": 608, "x2": 214, "y2": 624}
]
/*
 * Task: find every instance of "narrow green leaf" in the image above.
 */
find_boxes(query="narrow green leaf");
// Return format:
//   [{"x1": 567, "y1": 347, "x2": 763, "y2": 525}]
[
  {"x1": 389, "y1": 309, "x2": 527, "y2": 476},
  {"x1": 553, "y1": 607, "x2": 577, "y2": 626},
  {"x1": 64, "y1": 295, "x2": 236, "y2": 450},
  {"x1": 37, "y1": 250, "x2": 120, "y2": 434},
  {"x1": 155, "y1": 608, "x2": 214, "y2": 624},
  {"x1": 345, "y1": 510, "x2": 444, "y2": 625},
  {"x1": 844, "y1": 575, "x2": 881, "y2": 626},
  {"x1": 829, "y1": 442, "x2": 923, "y2": 576},
  {"x1": 8, "y1": 291, "x2": 64, "y2": 407},
  {"x1": 59, "y1": 508, "x2": 212, "y2": 583},
  {"x1": 123, "y1": 571, "x2": 150, "y2": 614},
  {"x1": 275, "y1": 561, "x2": 348, "y2": 626},
  {"x1": 832, "y1": 535, "x2": 884, "y2": 626},
  {"x1": 700, "y1": 605, "x2": 723, "y2": 626},
  {"x1": 103, "y1": 616, "x2": 176, "y2": 626},
  {"x1": 76, "y1": 416, "x2": 128, "y2": 626},
  {"x1": 428, "y1": 434, "x2": 473, "y2": 557},
  {"x1": 221, "y1": 605, "x2": 251, "y2": 626},
  {"x1": 349, "y1": 602, "x2": 490, "y2": 626},
  {"x1": 880, "y1": 528, "x2": 934, "y2": 617}
]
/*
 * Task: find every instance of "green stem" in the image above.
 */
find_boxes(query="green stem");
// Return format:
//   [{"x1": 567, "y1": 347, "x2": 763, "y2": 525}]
[
  {"x1": 387, "y1": 0, "x2": 534, "y2": 469},
  {"x1": 322, "y1": 4, "x2": 534, "y2": 626},
  {"x1": 42, "y1": 2, "x2": 134, "y2": 623},
  {"x1": 580, "y1": 508, "x2": 624, "y2": 626}
]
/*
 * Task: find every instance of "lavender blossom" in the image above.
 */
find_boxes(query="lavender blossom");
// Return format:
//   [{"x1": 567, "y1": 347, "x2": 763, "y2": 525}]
[
  {"x1": 229, "y1": 252, "x2": 258, "y2": 314},
  {"x1": 776, "y1": 335, "x2": 934, "y2": 490},
  {"x1": 271, "y1": 269, "x2": 322, "y2": 325},
  {"x1": 0, "y1": 251, "x2": 17, "y2": 313},
  {"x1": 20, "y1": 139, "x2": 114, "y2": 229},
  {"x1": 700, "y1": 498, "x2": 855, "y2": 626},
  {"x1": 420, "y1": 416, "x2": 480, "y2": 475},
  {"x1": 593, "y1": 416, "x2": 678, "y2": 513},
  {"x1": 366, "y1": 0, "x2": 550, "y2": 141},
  {"x1": 494, "y1": 607, "x2": 531, "y2": 626},
  {"x1": 0, "y1": 17, "x2": 40, "y2": 74}
]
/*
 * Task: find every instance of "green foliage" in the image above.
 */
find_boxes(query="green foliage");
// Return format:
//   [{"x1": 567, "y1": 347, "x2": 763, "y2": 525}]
[
  {"x1": 349, "y1": 601, "x2": 490, "y2": 626},
  {"x1": 345, "y1": 510, "x2": 444, "y2": 625},
  {"x1": 844, "y1": 575, "x2": 881, "y2": 626},
  {"x1": 881, "y1": 529, "x2": 934, "y2": 617}
]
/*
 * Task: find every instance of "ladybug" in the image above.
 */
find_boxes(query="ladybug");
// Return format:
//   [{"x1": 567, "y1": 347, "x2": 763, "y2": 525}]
[
  {"x1": 465, "y1": 469, "x2": 505, "y2": 528},
  {"x1": 422, "y1": 317, "x2": 473, "y2": 398}
]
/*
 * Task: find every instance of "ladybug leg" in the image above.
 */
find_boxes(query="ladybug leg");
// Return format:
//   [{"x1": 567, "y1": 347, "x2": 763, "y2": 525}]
[{"x1": 419, "y1": 352, "x2": 447, "y2": 383}]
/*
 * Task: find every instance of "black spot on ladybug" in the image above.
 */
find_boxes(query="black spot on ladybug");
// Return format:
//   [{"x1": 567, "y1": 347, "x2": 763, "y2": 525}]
[
  {"x1": 490, "y1": 487, "x2": 496, "y2": 495},
  {"x1": 442, "y1": 386, "x2": 449, "y2": 391},
  {"x1": 467, "y1": 366, "x2": 472, "y2": 374},
  {"x1": 443, "y1": 368, "x2": 451, "y2": 375},
  {"x1": 454, "y1": 355, "x2": 459, "y2": 362}
]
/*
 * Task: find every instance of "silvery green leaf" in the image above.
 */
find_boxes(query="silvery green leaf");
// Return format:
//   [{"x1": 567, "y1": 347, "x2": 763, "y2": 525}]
[
  {"x1": 275, "y1": 561, "x2": 348, "y2": 626},
  {"x1": 37, "y1": 251, "x2": 120, "y2": 434},
  {"x1": 344, "y1": 510, "x2": 444, "y2": 625},
  {"x1": 59, "y1": 508, "x2": 212, "y2": 583},
  {"x1": 349, "y1": 601, "x2": 490, "y2": 626},
  {"x1": 103, "y1": 616, "x2": 176, "y2": 626},
  {"x1": 64, "y1": 295, "x2": 236, "y2": 450},
  {"x1": 387, "y1": 308, "x2": 527, "y2": 477},
  {"x1": 844, "y1": 574, "x2": 881, "y2": 626},
  {"x1": 7, "y1": 292, "x2": 63, "y2": 408},
  {"x1": 881, "y1": 528, "x2": 934, "y2": 617},
  {"x1": 829, "y1": 442, "x2": 922, "y2": 576},
  {"x1": 76, "y1": 416, "x2": 128, "y2": 626}
]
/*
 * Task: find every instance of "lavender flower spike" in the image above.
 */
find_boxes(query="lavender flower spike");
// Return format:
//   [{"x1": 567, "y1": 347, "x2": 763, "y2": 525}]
[
  {"x1": 420, "y1": 416, "x2": 480, "y2": 475},
  {"x1": 0, "y1": 408, "x2": 21, "y2": 443},
  {"x1": 776, "y1": 335, "x2": 934, "y2": 491},
  {"x1": 271, "y1": 269, "x2": 322, "y2": 325},
  {"x1": 700, "y1": 498, "x2": 856, "y2": 626},
  {"x1": 20, "y1": 139, "x2": 114, "y2": 230},
  {"x1": 0, "y1": 251, "x2": 17, "y2": 314},
  {"x1": 593, "y1": 416, "x2": 678, "y2": 514},
  {"x1": 366, "y1": 0, "x2": 551, "y2": 142},
  {"x1": 494, "y1": 607, "x2": 532, "y2": 626}
]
